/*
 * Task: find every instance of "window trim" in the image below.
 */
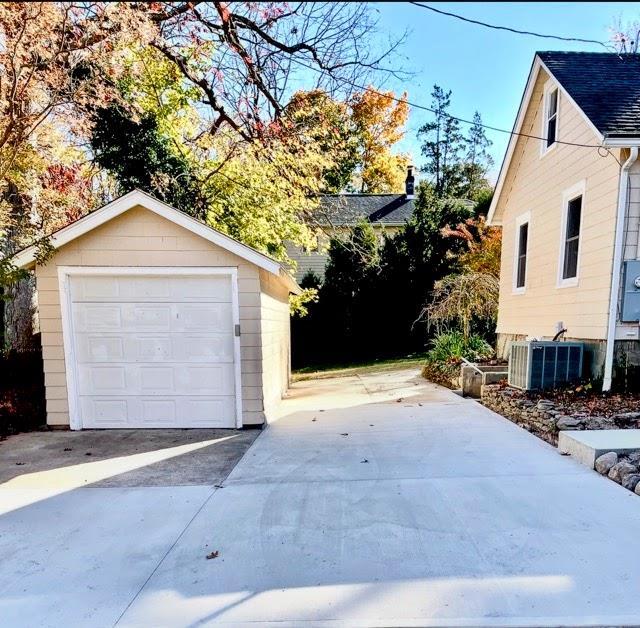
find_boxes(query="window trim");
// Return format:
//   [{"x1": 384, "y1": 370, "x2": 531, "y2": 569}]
[
  {"x1": 557, "y1": 180, "x2": 586, "y2": 289},
  {"x1": 540, "y1": 80, "x2": 559, "y2": 157},
  {"x1": 512, "y1": 211, "x2": 531, "y2": 294}
]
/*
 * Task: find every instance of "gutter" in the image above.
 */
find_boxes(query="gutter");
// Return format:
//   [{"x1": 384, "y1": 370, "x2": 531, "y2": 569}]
[{"x1": 603, "y1": 147, "x2": 639, "y2": 391}]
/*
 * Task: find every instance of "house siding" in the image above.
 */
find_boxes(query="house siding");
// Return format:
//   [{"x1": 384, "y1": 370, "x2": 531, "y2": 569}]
[
  {"x1": 494, "y1": 67, "x2": 622, "y2": 348},
  {"x1": 259, "y1": 269, "x2": 291, "y2": 418},
  {"x1": 286, "y1": 225, "x2": 402, "y2": 281},
  {"x1": 35, "y1": 204, "x2": 291, "y2": 427}
]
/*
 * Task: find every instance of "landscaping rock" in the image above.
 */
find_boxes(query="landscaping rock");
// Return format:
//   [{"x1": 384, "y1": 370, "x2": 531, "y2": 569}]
[
  {"x1": 608, "y1": 461, "x2": 638, "y2": 484},
  {"x1": 623, "y1": 474, "x2": 640, "y2": 492},
  {"x1": 635, "y1": 482, "x2": 640, "y2": 497},
  {"x1": 594, "y1": 452, "x2": 618, "y2": 475},
  {"x1": 613, "y1": 412, "x2": 640, "y2": 426},
  {"x1": 587, "y1": 417, "x2": 616, "y2": 430},
  {"x1": 536, "y1": 400, "x2": 555, "y2": 411},
  {"x1": 556, "y1": 416, "x2": 582, "y2": 430},
  {"x1": 627, "y1": 451, "x2": 640, "y2": 466}
]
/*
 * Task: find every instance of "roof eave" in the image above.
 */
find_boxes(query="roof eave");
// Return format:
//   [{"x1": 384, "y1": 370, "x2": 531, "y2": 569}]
[
  {"x1": 602, "y1": 137, "x2": 640, "y2": 147},
  {"x1": 10, "y1": 189, "x2": 285, "y2": 278}
]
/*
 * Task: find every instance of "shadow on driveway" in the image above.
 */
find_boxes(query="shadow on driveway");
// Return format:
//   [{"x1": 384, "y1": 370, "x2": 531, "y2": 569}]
[{"x1": 0, "y1": 428, "x2": 260, "y2": 488}]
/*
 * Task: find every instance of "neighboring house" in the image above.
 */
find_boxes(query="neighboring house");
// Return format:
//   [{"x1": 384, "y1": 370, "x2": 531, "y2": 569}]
[
  {"x1": 12, "y1": 189, "x2": 300, "y2": 429},
  {"x1": 287, "y1": 167, "x2": 416, "y2": 281},
  {"x1": 487, "y1": 51, "x2": 640, "y2": 389}
]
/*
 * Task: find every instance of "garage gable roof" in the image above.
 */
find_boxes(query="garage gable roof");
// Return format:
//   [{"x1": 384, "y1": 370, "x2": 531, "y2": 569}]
[{"x1": 12, "y1": 189, "x2": 299, "y2": 289}]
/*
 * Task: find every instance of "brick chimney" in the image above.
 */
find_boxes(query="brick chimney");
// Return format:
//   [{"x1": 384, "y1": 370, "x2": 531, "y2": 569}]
[{"x1": 405, "y1": 165, "x2": 415, "y2": 199}]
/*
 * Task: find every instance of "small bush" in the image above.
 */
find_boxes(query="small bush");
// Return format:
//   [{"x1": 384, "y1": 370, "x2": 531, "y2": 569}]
[
  {"x1": 421, "y1": 331, "x2": 494, "y2": 388},
  {"x1": 425, "y1": 330, "x2": 493, "y2": 363}
]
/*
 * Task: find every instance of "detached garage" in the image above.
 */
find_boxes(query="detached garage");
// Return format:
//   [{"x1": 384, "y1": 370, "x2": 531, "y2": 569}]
[{"x1": 12, "y1": 189, "x2": 300, "y2": 430}]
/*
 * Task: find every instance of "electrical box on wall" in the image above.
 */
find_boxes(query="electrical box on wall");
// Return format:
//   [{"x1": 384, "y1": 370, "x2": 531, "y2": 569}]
[{"x1": 622, "y1": 260, "x2": 640, "y2": 322}]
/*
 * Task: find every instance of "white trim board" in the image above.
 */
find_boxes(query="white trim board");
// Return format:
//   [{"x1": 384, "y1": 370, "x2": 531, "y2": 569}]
[
  {"x1": 512, "y1": 211, "x2": 531, "y2": 295},
  {"x1": 487, "y1": 55, "x2": 605, "y2": 227},
  {"x1": 58, "y1": 266, "x2": 244, "y2": 430},
  {"x1": 556, "y1": 180, "x2": 586, "y2": 289},
  {"x1": 12, "y1": 189, "x2": 300, "y2": 293}
]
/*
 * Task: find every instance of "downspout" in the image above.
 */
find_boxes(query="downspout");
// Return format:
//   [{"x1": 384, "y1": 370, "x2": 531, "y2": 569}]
[{"x1": 603, "y1": 146, "x2": 638, "y2": 391}]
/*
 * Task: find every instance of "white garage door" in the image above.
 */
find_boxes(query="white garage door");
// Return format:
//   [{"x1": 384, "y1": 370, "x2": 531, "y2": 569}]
[{"x1": 66, "y1": 272, "x2": 239, "y2": 428}]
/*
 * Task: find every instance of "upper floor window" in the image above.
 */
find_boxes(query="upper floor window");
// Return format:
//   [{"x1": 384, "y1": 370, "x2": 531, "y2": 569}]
[{"x1": 542, "y1": 84, "x2": 559, "y2": 153}]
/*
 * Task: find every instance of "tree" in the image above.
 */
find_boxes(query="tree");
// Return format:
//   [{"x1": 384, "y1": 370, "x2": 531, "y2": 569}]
[
  {"x1": 91, "y1": 106, "x2": 207, "y2": 219},
  {"x1": 350, "y1": 88, "x2": 410, "y2": 193},
  {"x1": 284, "y1": 90, "x2": 359, "y2": 193},
  {"x1": 292, "y1": 221, "x2": 381, "y2": 366},
  {"x1": 148, "y1": 3, "x2": 406, "y2": 142},
  {"x1": 461, "y1": 112, "x2": 493, "y2": 200},
  {"x1": 418, "y1": 86, "x2": 466, "y2": 198},
  {"x1": 610, "y1": 18, "x2": 640, "y2": 53},
  {"x1": 442, "y1": 216, "x2": 502, "y2": 278}
]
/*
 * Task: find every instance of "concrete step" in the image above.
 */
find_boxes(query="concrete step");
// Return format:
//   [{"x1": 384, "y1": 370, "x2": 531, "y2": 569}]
[{"x1": 558, "y1": 429, "x2": 640, "y2": 468}]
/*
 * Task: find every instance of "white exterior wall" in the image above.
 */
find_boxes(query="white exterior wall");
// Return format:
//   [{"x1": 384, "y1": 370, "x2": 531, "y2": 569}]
[{"x1": 36, "y1": 205, "x2": 292, "y2": 427}]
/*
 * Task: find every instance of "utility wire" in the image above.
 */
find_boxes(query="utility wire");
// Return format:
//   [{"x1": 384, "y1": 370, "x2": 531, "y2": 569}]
[
  {"x1": 408, "y1": 2, "x2": 613, "y2": 50},
  {"x1": 287, "y1": 54, "x2": 609, "y2": 150}
]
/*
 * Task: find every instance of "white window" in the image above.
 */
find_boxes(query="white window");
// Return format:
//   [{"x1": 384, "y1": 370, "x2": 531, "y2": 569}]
[
  {"x1": 513, "y1": 212, "x2": 530, "y2": 293},
  {"x1": 558, "y1": 181, "x2": 585, "y2": 288},
  {"x1": 541, "y1": 82, "x2": 559, "y2": 155}
]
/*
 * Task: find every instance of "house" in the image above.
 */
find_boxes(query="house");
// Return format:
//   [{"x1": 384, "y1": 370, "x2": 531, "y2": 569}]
[
  {"x1": 11, "y1": 189, "x2": 300, "y2": 429},
  {"x1": 287, "y1": 167, "x2": 416, "y2": 281},
  {"x1": 487, "y1": 52, "x2": 640, "y2": 389}
]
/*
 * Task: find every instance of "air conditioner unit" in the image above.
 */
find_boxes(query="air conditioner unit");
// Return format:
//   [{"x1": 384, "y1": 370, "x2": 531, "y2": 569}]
[{"x1": 508, "y1": 341, "x2": 583, "y2": 390}]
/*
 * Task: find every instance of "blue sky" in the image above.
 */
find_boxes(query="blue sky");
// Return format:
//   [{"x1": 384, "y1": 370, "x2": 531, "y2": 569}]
[{"x1": 373, "y1": 1, "x2": 639, "y2": 180}]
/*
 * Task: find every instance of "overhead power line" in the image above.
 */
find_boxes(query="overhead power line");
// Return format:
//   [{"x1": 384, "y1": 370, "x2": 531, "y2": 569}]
[
  {"x1": 408, "y1": 2, "x2": 613, "y2": 50},
  {"x1": 287, "y1": 55, "x2": 608, "y2": 151}
]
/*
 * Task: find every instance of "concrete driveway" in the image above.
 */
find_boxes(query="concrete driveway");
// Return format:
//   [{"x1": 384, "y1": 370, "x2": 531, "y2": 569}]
[{"x1": 3, "y1": 369, "x2": 640, "y2": 627}]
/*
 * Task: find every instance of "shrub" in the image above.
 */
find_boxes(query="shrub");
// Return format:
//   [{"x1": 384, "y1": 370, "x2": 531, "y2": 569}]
[{"x1": 421, "y1": 331, "x2": 494, "y2": 388}]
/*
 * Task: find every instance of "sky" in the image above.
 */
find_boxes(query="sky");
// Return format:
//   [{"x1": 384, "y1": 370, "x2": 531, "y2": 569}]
[{"x1": 372, "y1": 1, "x2": 640, "y2": 181}]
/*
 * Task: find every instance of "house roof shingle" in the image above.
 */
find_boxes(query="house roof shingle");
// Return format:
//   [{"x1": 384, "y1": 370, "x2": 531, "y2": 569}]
[
  {"x1": 317, "y1": 194, "x2": 415, "y2": 226},
  {"x1": 538, "y1": 51, "x2": 640, "y2": 138}
]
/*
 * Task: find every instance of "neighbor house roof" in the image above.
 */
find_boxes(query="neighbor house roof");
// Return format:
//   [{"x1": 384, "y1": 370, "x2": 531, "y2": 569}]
[
  {"x1": 487, "y1": 51, "x2": 640, "y2": 226},
  {"x1": 537, "y1": 52, "x2": 640, "y2": 139},
  {"x1": 317, "y1": 194, "x2": 415, "y2": 226},
  {"x1": 11, "y1": 189, "x2": 300, "y2": 293}
]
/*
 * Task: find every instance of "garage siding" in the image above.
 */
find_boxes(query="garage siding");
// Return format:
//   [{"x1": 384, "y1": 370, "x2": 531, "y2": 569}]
[
  {"x1": 36, "y1": 205, "x2": 270, "y2": 427},
  {"x1": 259, "y1": 270, "x2": 291, "y2": 418}
]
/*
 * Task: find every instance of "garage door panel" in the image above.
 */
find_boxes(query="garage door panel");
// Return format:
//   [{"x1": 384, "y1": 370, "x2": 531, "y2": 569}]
[
  {"x1": 68, "y1": 272, "x2": 238, "y2": 428},
  {"x1": 70, "y1": 275, "x2": 231, "y2": 303},
  {"x1": 77, "y1": 363, "x2": 235, "y2": 396},
  {"x1": 75, "y1": 334, "x2": 234, "y2": 363},
  {"x1": 80, "y1": 396, "x2": 235, "y2": 428}
]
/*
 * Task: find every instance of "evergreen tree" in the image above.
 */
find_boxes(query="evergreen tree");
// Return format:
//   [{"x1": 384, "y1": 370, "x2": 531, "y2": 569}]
[
  {"x1": 461, "y1": 112, "x2": 494, "y2": 200},
  {"x1": 418, "y1": 86, "x2": 466, "y2": 198}
]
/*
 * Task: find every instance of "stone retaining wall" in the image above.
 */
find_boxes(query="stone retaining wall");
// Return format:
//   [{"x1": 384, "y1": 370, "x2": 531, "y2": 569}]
[{"x1": 479, "y1": 384, "x2": 633, "y2": 445}]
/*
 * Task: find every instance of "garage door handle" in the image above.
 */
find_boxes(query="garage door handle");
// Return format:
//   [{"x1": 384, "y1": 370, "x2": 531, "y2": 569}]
[{"x1": 235, "y1": 324, "x2": 241, "y2": 337}]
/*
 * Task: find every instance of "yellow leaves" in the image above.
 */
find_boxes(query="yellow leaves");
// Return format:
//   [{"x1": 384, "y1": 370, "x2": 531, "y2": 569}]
[
  {"x1": 351, "y1": 88, "x2": 409, "y2": 148},
  {"x1": 349, "y1": 88, "x2": 410, "y2": 193}
]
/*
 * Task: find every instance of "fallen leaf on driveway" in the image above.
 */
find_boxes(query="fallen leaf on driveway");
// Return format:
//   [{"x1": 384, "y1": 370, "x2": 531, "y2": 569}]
[
  {"x1": 340, "y1": 433, "x2": 349, "y2": 436},
  {"x1": 360, "y1": 459, "x2": 369, "y2": 464},
  {"x1": 63, "y1": 447, "x2": 72, "y2": 452},
  {"x1": 396, "y1": 398, "x2": 403, "y2": 403},
  {"x1": 206, "y1": 551, "x2": 219, "y2": 560},
  {"x1": 15, "y1": 462, "x2": 25, "y2": 466}
]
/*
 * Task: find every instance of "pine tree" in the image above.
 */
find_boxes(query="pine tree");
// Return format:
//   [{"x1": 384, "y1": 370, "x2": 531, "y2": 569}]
[
  {"x1": 418, "y1": 86, "x2": 466, "y2": 198},
  {"x1": 462, "y1": 112, "x2": 493, "y2": 200}
]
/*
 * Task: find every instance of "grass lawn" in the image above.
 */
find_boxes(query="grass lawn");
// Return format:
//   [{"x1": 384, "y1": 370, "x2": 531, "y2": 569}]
[{"x1": 292, "y1": 354, "x2": 428, "y2": 382}]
